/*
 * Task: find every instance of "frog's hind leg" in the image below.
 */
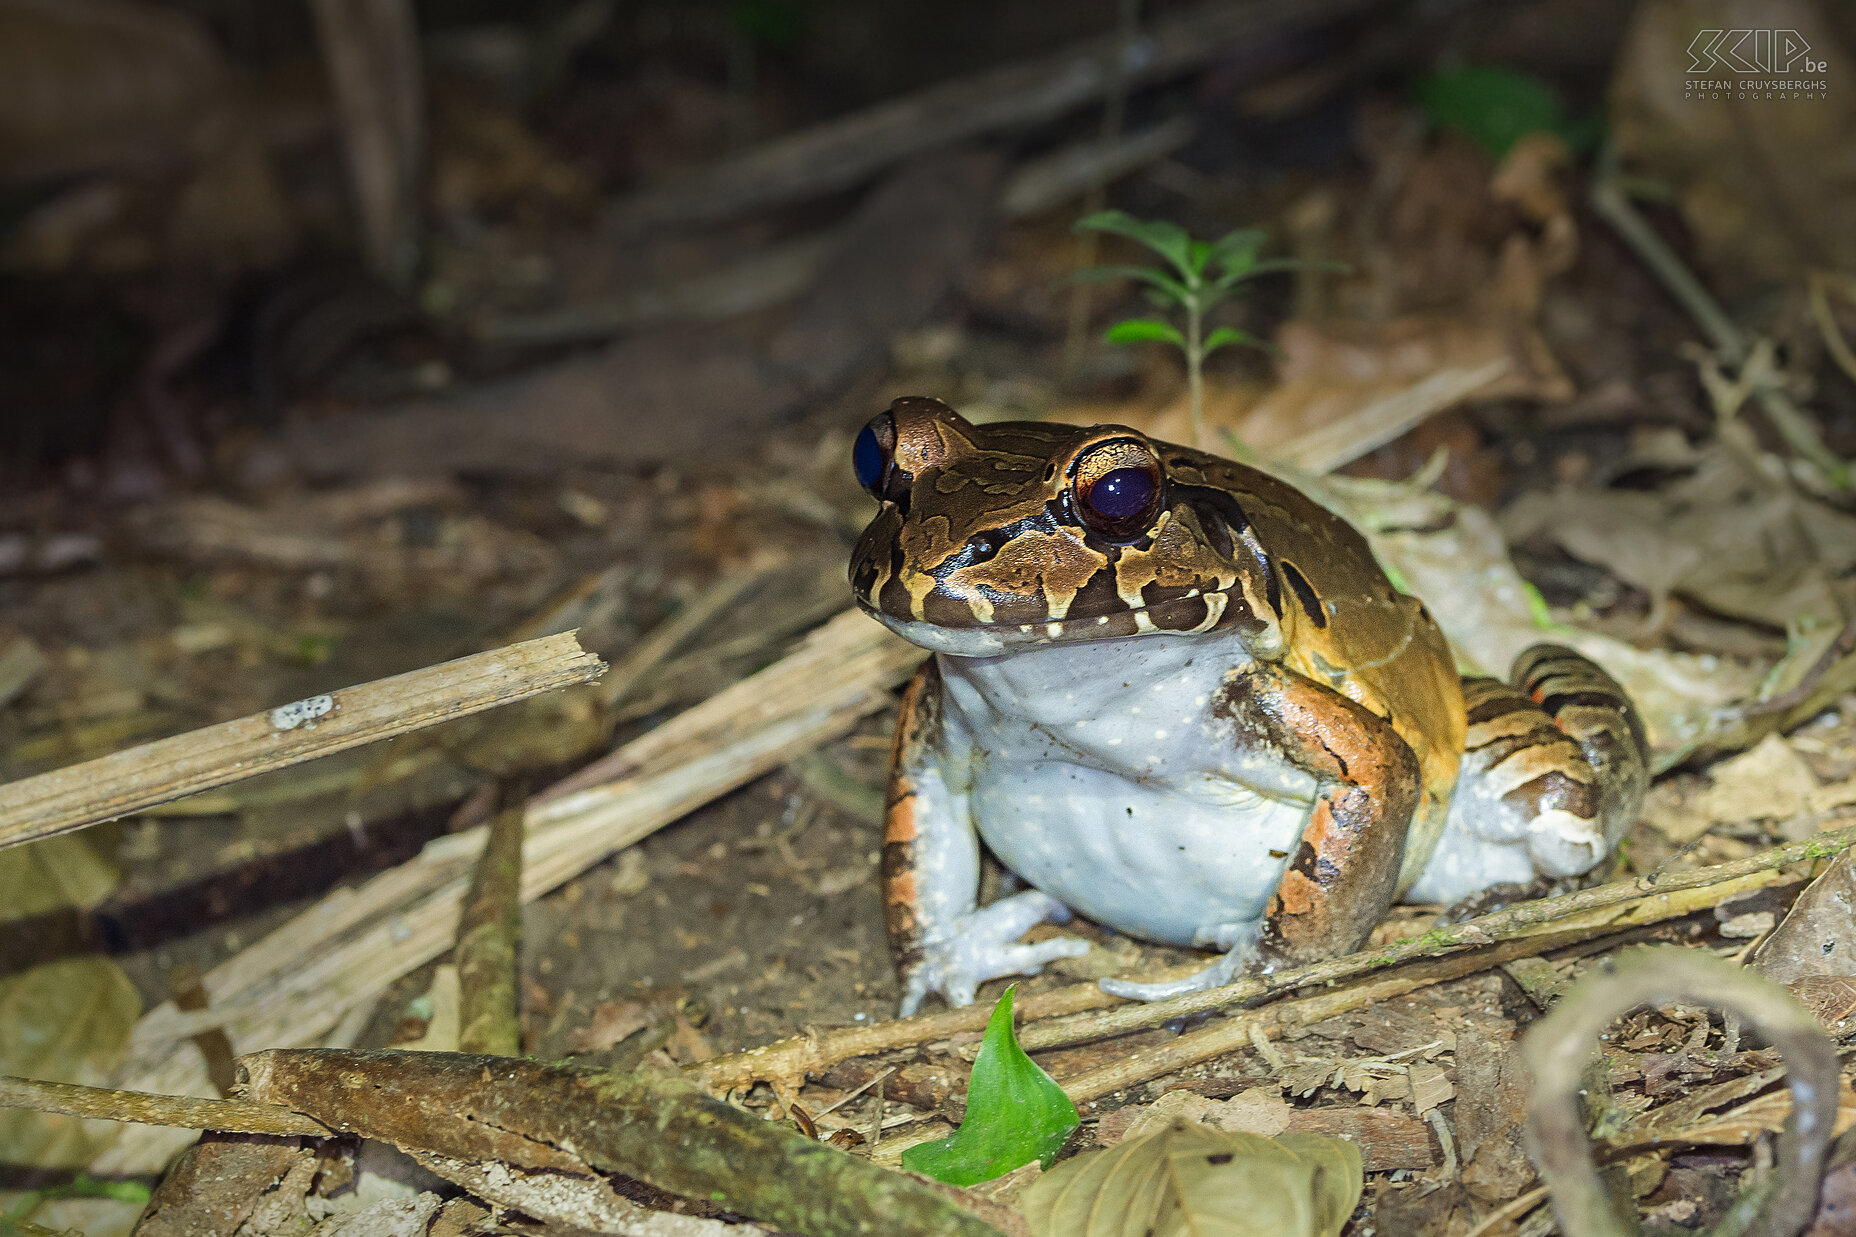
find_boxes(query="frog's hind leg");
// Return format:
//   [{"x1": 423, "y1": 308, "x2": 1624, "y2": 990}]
[
  {"x1": 1405, "y1": 645, "x2": 1649, "y2": 906},
  {"x1": 884, "y1": 660, "x2": 1087, "y2": 1016},
  {"x1": 1101, "y1": 661, "x2": 1420, "y2": 1002}
]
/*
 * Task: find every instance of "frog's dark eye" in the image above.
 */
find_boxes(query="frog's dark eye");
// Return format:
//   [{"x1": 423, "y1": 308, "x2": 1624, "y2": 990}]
[
  {"x1": 1090, "y1": 468, "x2": 1155, "y2": 519},
  {"x1": 853, "y1": 412, "x2": 896, "y2": 498},
  {"x1": 1070, "y1": 438, "x2": 1164, "y2": 541}
]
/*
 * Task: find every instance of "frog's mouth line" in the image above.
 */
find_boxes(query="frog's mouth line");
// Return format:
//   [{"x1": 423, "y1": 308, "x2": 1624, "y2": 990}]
[{"x1": 858, "y1": 583, "x2": 1242, "y2": 652}]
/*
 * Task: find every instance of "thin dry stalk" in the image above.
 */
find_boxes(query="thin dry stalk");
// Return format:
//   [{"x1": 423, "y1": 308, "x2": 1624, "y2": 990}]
[
  {"x1": 0, "y1": 1075, "x2": 327, "y2": 1138},
  {"x1": 0, "y1": 632, "x2": 604, "y2": 850}
]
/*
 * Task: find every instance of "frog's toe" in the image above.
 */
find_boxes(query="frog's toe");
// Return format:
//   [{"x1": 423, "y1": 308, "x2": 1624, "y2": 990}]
[
  {"x1": 1098, "y1": 948, "x2": 1247, "y2": 1002},
  {"x1": 1526, "y1": 808, "x2": 1607, "y2": 878},
  {"x1": 897, "y1": 892, "x2": 1089, "y2": 1015}
]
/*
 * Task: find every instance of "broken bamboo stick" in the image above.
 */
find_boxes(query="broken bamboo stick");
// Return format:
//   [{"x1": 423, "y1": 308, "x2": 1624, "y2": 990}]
[{"x1": 0, "y1": 632, "x2": 605, "y2": 850}]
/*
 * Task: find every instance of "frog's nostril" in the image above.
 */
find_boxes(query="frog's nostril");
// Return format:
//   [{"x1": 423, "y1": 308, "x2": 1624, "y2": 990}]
[{"x1": 967, "y1": 529, "x2": 1011, "y2": 564}]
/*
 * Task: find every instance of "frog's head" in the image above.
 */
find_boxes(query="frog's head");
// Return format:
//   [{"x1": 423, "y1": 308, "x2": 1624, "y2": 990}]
[{"x1": 848, "y1": 397, "x2": 1282, "y2": 656}]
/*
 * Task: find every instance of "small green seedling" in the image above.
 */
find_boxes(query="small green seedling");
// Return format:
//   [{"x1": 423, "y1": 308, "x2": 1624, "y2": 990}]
[
  {"x1": 1075, "y1": 210, "x2": 1328, "y2": 451},
  {"x1": 900, "y1": 985, "x2": 1078, "y2": 1186}
]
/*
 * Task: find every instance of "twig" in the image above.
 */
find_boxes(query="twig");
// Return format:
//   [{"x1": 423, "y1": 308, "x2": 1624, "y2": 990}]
[
  {"x1": 1522, "y1": 948, "x2": 1838, "y2": 1237},
  {"x1": 691, "y1": 828, "x2": 1850, "y2": 1091},
  {"x1": 0, "y1": 632, "x2": 605, "y2": 850},
  {"x1": 455, "y1": 800, "x2": 524, "y2": 1057},
  {"x1": 603, "y1": 0, "x2": 1382, "y2": 233},
  {"x1": 0, "y1": 1075, "x2": 327, "y2": 1138}
]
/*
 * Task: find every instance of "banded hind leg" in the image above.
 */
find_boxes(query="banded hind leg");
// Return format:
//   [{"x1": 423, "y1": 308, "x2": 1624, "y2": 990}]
[{"x1": 1406, "y1": 644, "x2": 1649, "y2": 905}]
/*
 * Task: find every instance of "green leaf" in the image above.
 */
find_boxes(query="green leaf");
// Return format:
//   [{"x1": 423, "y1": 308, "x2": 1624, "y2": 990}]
[
  {"x1": 1072, "y1": 263, "x2": 1192, "y2": 306},
  {"x1": 1207, "y1": 228, "x2": 1267, "y2": 278},
  {"x1": 1414, "y1": 65, "x2": 1567, "y2": 158},
  {"x1": 1104, "y1": 319, "x2": 1186, "y2": 348},
  {"x1": 1201, "y1": 326, "x2": 1267, "y2": 356},
  {"x1": 1074, "y1": 211, "x2": 1193, "y2": 278},
  {"x1": 900, "y1": 986, "x2": 1078, "y2": 1186}
]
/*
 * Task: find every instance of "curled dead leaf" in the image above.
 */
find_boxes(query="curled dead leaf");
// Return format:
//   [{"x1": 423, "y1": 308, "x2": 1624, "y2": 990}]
[{"x1": 1021, "y1": 1117, "x2": 1362, "y2": 1237}]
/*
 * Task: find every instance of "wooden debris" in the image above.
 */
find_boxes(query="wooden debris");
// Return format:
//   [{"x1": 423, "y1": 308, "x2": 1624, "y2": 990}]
[
  {"x1": 238, "y1": 1048, "x2": 1007, "y2": 1237},
  {"x1": 133, "y1": 1132, "x2": 325, "y2": 1237},
  {"x1": 455, "y1": 801, "x2": 523, "y2": 1057},
  {"x1": 0, "y1": 632, "x2": 605, "y2": 850},
  {"x1": 0, "y1": 1074, "x2": 327, "y2": 1138}
]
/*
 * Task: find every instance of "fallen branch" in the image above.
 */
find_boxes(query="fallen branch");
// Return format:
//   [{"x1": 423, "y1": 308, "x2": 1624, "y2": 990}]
[
  {"x1": 0, "y1": 1075, "x2": 327, "y2": 1138},
  {"x1": 604, "y1": 0, "x2": 1382, "y2": 232},
  {"x1": 239, "y1": 1049, "x2": 1006, "y2": 1237},
  {"x1": 0, "y1": 632, "x2": 605, "y2": 850},
  {"x1": 692, "y1": 827, "x2": 1853, "y2": 1091},
  {"x1": 456, "y1": 801, "x2": 523, "y2": 1057}
]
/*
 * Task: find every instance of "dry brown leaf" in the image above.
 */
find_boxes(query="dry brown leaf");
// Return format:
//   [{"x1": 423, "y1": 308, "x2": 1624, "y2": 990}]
[
  {"x1": 1751, "y1": 852, "x2": 1856, "y2": 984},
  {"x1": 1500, "y1": 429, "x2": 1856, "y2": 631},
  {"x1": 1692, "y1": 733, "x2": 1821, "y2": 825},
  {"x1": 1021, "y1": 1118, "x2": 1362, "y2": 1237}
]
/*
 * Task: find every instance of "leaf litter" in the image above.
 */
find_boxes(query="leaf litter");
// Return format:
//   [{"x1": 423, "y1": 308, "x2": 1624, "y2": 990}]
[{"x1": 11, "y1": 1, "x2": 1856, "y2": 1234}]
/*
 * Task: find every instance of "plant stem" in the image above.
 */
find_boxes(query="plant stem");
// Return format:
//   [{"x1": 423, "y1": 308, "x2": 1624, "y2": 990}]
[{"x1": 1185, "y1": 294, "x2": 1205, "y2": 450}]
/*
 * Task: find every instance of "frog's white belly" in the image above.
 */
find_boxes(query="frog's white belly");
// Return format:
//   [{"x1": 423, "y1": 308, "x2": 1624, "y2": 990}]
[
  {"x1": 969, "y1": 760, "x2": 1312, "y2": 946},
  {"x1": 936, "y1": 632, "x2": 1319, "y2": 948}
]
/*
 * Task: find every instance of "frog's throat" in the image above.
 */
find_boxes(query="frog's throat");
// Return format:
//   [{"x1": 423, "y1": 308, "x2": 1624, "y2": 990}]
[{"x1": 862, "y1": 588, "x2": 1282, "y2": 657}]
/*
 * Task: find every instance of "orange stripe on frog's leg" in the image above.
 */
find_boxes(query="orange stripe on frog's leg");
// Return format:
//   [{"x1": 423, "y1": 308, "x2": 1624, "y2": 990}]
[
  {"x1": 1213, "y1": 662, "x2": 1420, "y2": 963},
  {"x1": 882, "y1": 660, "x2": 940, "y2": 972}
]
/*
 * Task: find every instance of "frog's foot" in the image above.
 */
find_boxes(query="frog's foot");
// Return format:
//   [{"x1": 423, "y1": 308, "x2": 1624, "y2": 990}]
[
  {"x1": 897, "y1": 891, "x2": 1089, "y2": 1017},
  {"x1": 1097, "y1": 923, "x2": 1259, "y2": 1002}
]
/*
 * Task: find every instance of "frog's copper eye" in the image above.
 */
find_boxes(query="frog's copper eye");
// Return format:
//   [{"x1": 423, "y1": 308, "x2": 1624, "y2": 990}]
[
  {"x1": 1070, "y1": 439, "x2": 1164, "y2": 540},
  {"x1": 853, "y1": 412, "x2": 896, "y2": 498}
]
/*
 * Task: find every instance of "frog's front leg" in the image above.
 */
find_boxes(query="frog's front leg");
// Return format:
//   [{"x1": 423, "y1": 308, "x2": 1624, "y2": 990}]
[
  {"x1": 884, "y1": 660, "x2": 1089, "y2": 1016},
  {"x1": 1102, "y1": 660, "x2": 1419, "y2": 1002}
]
